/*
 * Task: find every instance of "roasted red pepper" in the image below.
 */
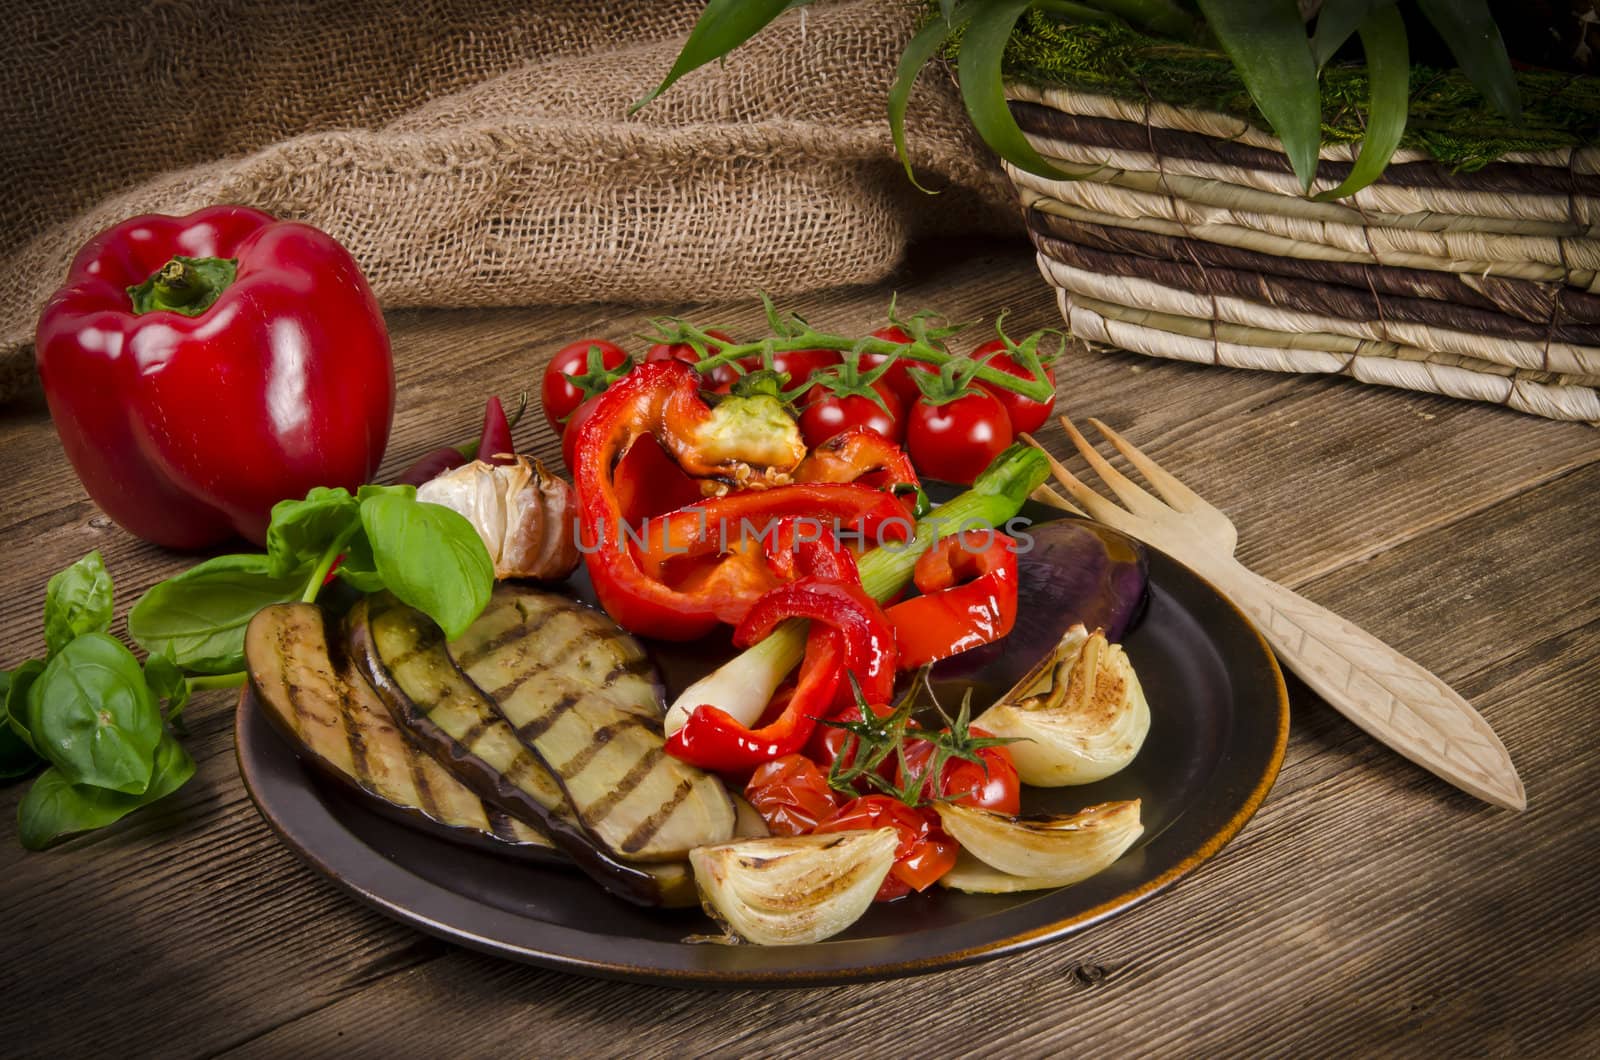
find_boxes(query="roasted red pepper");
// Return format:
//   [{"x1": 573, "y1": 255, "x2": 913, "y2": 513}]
[
  {"x1": 35, "y1": 206, "x2": 393, "y2": 547},
  {"x1": 887, "y1": 530, "x2": 1019, "y2": 667},
  {"x1": 665, "y1": 577, "x2": 897, "y2": 773},
  {"x1": 794, "y1": 425, "x2": 919, "y2": 494},
  {"x1": 571, "y1": 359, "x2": 911, "y2": 640}
]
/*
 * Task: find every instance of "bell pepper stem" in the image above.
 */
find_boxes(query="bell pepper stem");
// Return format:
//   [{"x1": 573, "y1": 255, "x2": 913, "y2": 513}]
[{"x1": 127, "y1": 255, "x2": 238, "y2": 317}]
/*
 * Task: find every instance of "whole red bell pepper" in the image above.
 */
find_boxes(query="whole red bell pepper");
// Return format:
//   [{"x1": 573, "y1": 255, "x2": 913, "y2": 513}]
[
  {"x1": 665, "y1": 577, "x2": 897, "y2": 773},
  {"x1": 887, "y1": 530, "x2": 1019, "y2": 667},
  {"x1": 35, "y1": 205, "x2": 393, "y2": 548}
]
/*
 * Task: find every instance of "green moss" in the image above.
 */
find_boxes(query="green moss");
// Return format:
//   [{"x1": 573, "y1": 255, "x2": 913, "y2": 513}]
[{"x1": 991, "y1": 16, "x2": 1598, "y2": 171}]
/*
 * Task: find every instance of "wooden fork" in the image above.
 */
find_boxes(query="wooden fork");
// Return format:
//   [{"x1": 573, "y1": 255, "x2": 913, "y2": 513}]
[{"x1": 1025, "y1": 417, "x2": 1525, "y2": 812}]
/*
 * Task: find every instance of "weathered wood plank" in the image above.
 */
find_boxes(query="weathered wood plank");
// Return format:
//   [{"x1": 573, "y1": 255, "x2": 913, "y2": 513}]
[
  {"x1": 222, "y1": 470, "x2": 1600, "y2": 1058},
  {"x1": 0, "y1": 239, "x2": 1595, "y2": 1057}
]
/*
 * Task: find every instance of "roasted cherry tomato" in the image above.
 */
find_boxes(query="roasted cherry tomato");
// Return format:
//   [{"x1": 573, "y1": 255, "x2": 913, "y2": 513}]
[
  {"x1": 542, "y1": 338, "x2": 630, "y2": 433},
  {"x1": 744, "y1": 754, "x2": 839, "y2": 836},
  {"x1": 807, "y1": 699, "x2": 902, "y2": 791},
  {"x1": 859, "y1": 326, "x2": 925, "y2": 405},
  {"x1": 906, "y1": 389, "x2": 1014, "y2": 485},
  {"x1": 814, "y1": 795, "x2": 957, "y2": 900},
  {"x1": 898, "y1": 732, "x2": 1021, "y2": 815},
  {"x1": 969, "y1": 338, "x2": 1057, "y2": 436},
  {"x1": 646, "y1": 328, "x2": 741, "y2": 388},
  {"x1": 798, "y1": 382, "x2": 903, "y2": 448}
]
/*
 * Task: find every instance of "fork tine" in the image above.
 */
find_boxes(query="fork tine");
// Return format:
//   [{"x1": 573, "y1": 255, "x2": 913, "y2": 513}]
[
  {"x1": 1057, "y1": 415, "x2": 1169, "y2": 519},
  {"x1": 1019, "y1": 433, "x2": 1142, "y2": 532},
  {"x1": 1030, "y1": 482, "x2": 1085, "y2": 516},
  {"x1": 1086, "y1": 417, "x2": 1218, "y2": 516}
]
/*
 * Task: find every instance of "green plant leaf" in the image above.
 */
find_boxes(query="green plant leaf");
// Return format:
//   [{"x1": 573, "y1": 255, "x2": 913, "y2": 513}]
[
  {"x1": 265, "y1": 487, "x2": 360, "y2": 579},
  {"x1": 143, "y1": 653, "x2": 191, "y2": 723},
  {"x1": 0, "y1": 670, "x2": 42, "y2": 781},
  {"x1": 360, "y1": 495, "x2": 493, "y2": 641},
  {"x1": 890, "y1": 7, "x2": 969, "y2": 192},
  {"x1": 128, "y1": 555, "x2": 304, "y2": 674},
  {"x1": 1414, "y1": 0, "x2": 1520, "y2": 122},
  {"x1": 1087, "y1": 0, "x2": 1196, "y2": 38},
  {"x1": 1313, "y1": 4, "x2": 1408, "y2": 201},
  {"x1": 26, "y1": 633, "x2": 162, "y2": 794},
  {"x1": 5, "y1": 659, "x2": 42, "y2": 753},
  {"x1": 1197, "y1": 0, "x2": 1322, "y2": 191},
  {"x1": 956, "y1": 0, "x2": 1069, "y2": 181},
  {"x1": 43, "y1": 550, "x2": 113, "y2": 657},
  {"x1": 1311, "y1": 0, "x2": 1381, "y2": 68},
  {"x1": 18, "y1": 733, "x2": 194, "y2": 851},
  {"x1": 631, "y1": 0, "x2": 809, "y2": 114}
]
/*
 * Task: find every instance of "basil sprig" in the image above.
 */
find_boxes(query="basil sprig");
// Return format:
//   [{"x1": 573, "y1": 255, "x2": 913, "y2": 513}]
[{"x1": 6, "y1": 486, "x2": 494, "y2": 850}]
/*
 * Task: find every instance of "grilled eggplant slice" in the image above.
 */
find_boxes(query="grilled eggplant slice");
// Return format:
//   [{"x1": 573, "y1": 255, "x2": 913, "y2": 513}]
[
  {"x1": 349, "y1": 594, "x2": 670, "y2": 906},
  {"x1": 245, "y1": 603, "x2": 558, "y2": 860},
  {"x1": 448, "y1": 587, "x2": 735, "y2": 862}
]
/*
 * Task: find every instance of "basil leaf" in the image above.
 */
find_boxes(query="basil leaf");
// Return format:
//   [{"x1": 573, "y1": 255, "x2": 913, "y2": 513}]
[
  {"x1": 265, "y1": 487, "x2": 360, "y2": 579},
  {"x1": 360, "y1": 494, "x2": 493, "y2": 640},
  {"x1": 5, "y1": 659, "x2": 42, "y2": 752},
  {"x1": 43, "y1": 550, "x2": 114, "y2": 657},
  {"x1": 17, "y1": 733, "x2": 194, "y2": 851},
  {"x1": 334, "y1": 533, "x2": 387, "y2": 593},
  {"x1": 356, "y1": 483, "x2": 416, "y2": 503},
  {"x1": 128, "y1": 554, "x2": 303, "y2": 674},
  {"x1": 0, "y1": 670, "x2": 42, "y2": 781},
  {"x1": 26, "y1": 633, "x2": 163, "y2": 794},
  {"x1": 143, "y1": 654, "x2": 191, "y2": 722}
]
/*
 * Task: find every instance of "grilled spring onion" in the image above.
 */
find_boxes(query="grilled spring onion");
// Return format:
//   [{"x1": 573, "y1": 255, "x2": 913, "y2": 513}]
[
  {"x1": 448, "y1": 587, "x2": 735, "y2": 861},
  {"x1": 689, "y1": 829, "x2": 899, "y2": 945},
  {"x1": 974, "y1": 625, "x2": 1151, "y2": 786},
  {"x1": 664, "y1": 443, "x2": 1050, "y2": 735},
  {"x1": 349, "y1": 593, "x2": 670, "y2": 906},
  {"x1": 934, "y1": 800, "x2": 1143, "y2": 893}
]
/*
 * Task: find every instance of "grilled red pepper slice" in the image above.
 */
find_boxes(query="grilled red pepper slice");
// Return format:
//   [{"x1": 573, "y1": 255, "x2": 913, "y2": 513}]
[
  {"x1": 665, "y1": 577, "x2": 897, "y2": 773},
  {"x1": 35, "y1": 206, "x2": 393, "y2": 547},
  {"x1": 887, "y1": 531, "x2": 1019, "y2": 667},
  {"x1": 762, "y1": 516, "x2": 860, "y2": 583},
  {"x1": 794, "y1": 426, "x2": 920, "y2": 507}
]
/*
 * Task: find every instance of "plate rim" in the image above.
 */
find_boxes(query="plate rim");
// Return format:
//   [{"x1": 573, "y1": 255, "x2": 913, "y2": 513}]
[{"x1": 235, "y1": 535, "x2": 1289, "y2": 986}]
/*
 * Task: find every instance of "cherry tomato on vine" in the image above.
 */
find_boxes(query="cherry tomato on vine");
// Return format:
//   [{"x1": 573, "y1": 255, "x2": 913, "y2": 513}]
[
  {"x1": 744, "y1": 755, "x2": 839, "y2": 837},
  {"x1": 813, "y1": 795, "x2": 957, "y2": 900},
  {"x1": 859, "y1": 326, "x2": 926, "y2": 405},
  {"x1": 969, "y1": 338, "x2": 1057, "y2": 436},
  {"x1": 753, "y1": 347, "x2": 841, "y2": 388},
  {"x1": 798, "y1": 382, "x2": 903, "y2": 448},
  {"x1": 541, "y1": 338, "x2": 630, "y2": 434},
  {"x1": 898, "y1": 733, "x2": 1021, "y2": 816},
  {"x1": 807, "y1": 700, "x2": 903, "y2": 792},
  {"x1": 646, "y1": 328, "x2": 741, "y2": 388},
  {"x1": 906, "y1": 389, "x2": 1014, "y2": 485}
]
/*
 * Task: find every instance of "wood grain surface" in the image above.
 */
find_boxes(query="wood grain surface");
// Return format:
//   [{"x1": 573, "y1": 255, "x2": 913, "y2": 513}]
[{"x1": 2, "y1": 239, "x2": 1596, "y2": 1057}]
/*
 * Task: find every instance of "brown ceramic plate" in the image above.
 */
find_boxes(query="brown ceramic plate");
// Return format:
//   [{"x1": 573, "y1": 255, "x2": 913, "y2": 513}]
[{"x1": 235, "y1": 501, "x2": 1288, "y2": 986}]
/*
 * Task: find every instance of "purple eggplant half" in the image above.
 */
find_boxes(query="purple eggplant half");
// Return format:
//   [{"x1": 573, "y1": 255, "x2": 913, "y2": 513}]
[{"x1": 929, "y1": 517, "x2": 1149, "y2": 700}]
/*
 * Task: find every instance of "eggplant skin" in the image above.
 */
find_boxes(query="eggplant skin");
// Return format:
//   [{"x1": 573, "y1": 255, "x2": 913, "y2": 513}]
[
  {"x1": 244, "y1": 603, "x2": 562, "y2": 865},
  {"x1": 348, "y1": 594, "x2": 671, "y2": 907}
]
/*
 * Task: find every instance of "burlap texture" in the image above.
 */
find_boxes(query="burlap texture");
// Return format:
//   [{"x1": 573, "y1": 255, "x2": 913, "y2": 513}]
[{"x1": 1, "y1": 0, "x2": 1015, "y2": 402}]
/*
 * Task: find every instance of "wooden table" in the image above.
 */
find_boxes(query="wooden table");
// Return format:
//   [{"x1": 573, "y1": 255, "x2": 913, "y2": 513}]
[{"x1": 4, "y1": 239, "x2": 1596, "y2": 1056}]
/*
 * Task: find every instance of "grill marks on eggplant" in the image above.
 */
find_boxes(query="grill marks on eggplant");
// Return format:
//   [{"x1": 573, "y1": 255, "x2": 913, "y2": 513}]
[
  {"x1": 244, "y1": 603, "x2": 555, "y2": 857},
  {"x1": 446, "y1": 587, "x2": 736, "y2": 862}
]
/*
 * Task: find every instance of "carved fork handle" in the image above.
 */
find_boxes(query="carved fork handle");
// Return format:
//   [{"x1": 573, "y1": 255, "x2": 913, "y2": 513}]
[{"x1": 1202, "y1": 560, "x2": 1525, "y2": 810}]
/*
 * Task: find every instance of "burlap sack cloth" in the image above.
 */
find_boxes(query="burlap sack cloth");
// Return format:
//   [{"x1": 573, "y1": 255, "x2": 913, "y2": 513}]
[{"x1": 0, "y1": 0, "x2": 1015, "y2": 402}]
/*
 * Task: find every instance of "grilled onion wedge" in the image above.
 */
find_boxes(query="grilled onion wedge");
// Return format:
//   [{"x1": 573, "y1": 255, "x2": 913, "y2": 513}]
[
  {"x1": 974, "y1": 625, "x2": 1150, "y2": 786},
  {"x1": 447, "y1": 587, "x2": 735, "y2": 861},
  {"x1": 934, "y1": 800, "x2": 1143, "y2": 891},
  {"x1": 689, "y1": 829, "x2": 898, "y2": 945}
]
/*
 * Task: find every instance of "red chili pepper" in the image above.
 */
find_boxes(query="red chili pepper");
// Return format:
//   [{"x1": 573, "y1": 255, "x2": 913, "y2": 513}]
[
  {"x1": 886, "y1": 530, "x2": 1020, "y2": 668},
  {"x1": 665, "y1": 577, "x2": 897, "y2": 773},
  {"x1": 394, "y1": 446, "x2": 468, "y2": 488},
  {"x1": 476, "y1": 395, "x2": 516, "y2": 466},
  {"x1": 35, "y1": 206, "x2": 393, "y2": 547}
]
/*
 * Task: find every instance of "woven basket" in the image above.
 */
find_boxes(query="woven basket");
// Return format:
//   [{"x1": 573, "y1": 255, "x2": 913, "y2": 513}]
[{"x1": 1005, "y1": 82, "x2": 1600, "y2": 424}]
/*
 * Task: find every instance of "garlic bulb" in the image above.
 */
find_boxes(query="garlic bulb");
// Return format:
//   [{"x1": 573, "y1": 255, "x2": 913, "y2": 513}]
[
  {"x1": 974, "y1": 624, "x2": 1150, "y2": 786},
  {"x1": 689, "y1": 829, "x2": 898, "y2": 945},
  {"x1": 934, "y1": 800, "x2": 1142, "y2": 888},
  {"x1": 417, "y1": 456, "x2": 578, "y2": 581}
]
